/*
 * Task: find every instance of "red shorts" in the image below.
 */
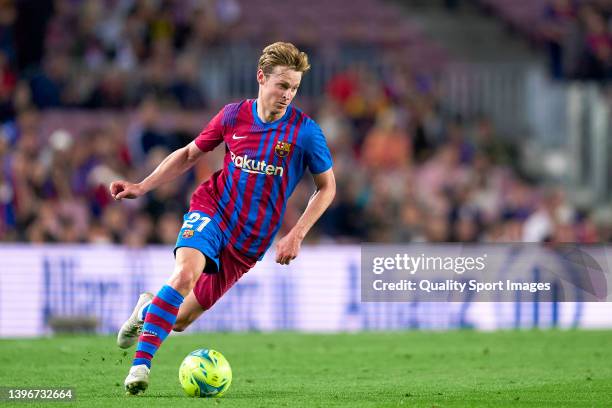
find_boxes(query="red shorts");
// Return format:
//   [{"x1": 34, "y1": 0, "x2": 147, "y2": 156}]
[{"x1": 192, "y1": 244, "x2": 257, "y2": 310}]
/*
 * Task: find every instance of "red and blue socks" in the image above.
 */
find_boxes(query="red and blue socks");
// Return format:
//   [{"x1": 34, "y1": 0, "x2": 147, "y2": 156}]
[{"x1": 133, "y1": 285, "x2": 184, "y2": 368}]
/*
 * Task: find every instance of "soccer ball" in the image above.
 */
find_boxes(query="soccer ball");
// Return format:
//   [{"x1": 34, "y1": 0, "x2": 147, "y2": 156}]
[{"x1": 178, "y1": 349, "x2": 232, "y2": 397}]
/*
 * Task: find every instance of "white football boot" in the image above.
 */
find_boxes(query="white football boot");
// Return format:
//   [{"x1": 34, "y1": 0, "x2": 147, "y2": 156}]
[
  {"x1": 124, "y1": 364, "x2": 150, "y2": 395},
  {"x1": 117, "y1": 292, "x2": 153, "y2": 349}
]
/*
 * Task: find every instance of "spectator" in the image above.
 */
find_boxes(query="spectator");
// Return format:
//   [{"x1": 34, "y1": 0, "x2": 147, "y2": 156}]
[{"x1": 0, "y1": 0, "x2": 608, "y2": 246}]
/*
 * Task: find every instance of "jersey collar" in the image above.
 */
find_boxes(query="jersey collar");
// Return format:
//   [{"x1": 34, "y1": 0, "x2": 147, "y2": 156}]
[{"x1": 252, "y1": 99, "x2": 292, "y2": 127}]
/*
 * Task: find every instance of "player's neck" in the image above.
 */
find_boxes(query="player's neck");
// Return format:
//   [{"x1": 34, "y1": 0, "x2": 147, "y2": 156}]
[{"x1": 256, "y1": 98, "x2": 285, "y2": 123}]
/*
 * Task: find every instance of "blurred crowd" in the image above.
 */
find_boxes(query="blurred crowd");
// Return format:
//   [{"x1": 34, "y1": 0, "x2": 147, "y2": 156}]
[
  {"x1": 541, "y1": 0, "x2": 612, "y2": 80},
  {"x1": 1, "y1": 64, "x2": 610, "y2": 247},
  {"x1": 304, "y1": 65, "x2": 610, "y2": 244},
  {"x1": 0, "y1": 0, "x2": 247, "y2": 114},
  {"x1": 0, "y1": 0, "x2": 610, "y2": 247}
]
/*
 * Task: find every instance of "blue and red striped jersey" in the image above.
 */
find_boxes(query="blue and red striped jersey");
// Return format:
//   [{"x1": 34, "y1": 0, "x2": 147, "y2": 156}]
[{"x1": 190, "y1": 99, "x2": 333, "y2": 260}]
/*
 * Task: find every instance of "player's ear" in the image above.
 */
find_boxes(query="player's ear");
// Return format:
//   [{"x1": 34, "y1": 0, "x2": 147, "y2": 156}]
[{"x1": 256, "y1": 69, "x2": 266, "y2": 85}]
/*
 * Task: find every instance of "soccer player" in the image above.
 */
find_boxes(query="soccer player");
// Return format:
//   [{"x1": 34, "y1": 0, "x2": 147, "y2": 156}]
[{"x1": 110, "y1": 42, "x2": 336, "y2": 395}]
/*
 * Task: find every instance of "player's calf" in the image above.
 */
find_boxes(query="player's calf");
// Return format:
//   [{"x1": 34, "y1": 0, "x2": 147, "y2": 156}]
[
  {"x1": 122, "y1": 245, "x2": 206, "y2": 396},
  {"x1": 173, "y1": 293, "x2": 207, "y2": 332}
]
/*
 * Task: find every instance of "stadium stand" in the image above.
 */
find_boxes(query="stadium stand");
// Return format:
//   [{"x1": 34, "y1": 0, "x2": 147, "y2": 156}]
[
  {"x1": 479, "y1": 0, "x2": 612, "y2": 79},
  {"x1": 0, "y1": 0, "x2": 609, "y2": 246}
]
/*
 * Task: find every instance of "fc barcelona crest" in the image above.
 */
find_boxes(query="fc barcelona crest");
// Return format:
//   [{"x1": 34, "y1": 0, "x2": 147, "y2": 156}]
[
  {"x1": 182, "y1": 229, "x2": 194, "y2": 238},
  {"x1": 275, "y1": 140, "x2": 292, "y2": 158}
]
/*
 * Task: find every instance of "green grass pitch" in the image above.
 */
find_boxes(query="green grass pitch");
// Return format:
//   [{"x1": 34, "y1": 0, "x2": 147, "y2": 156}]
[{"x1": 0, "y1": 330, "x2": 610, "y2": 407}]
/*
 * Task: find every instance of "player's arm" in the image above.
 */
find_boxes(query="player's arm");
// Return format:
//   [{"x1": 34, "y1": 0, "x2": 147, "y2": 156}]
[
  {"x1": 275, "y1": 168, "x2": 336, "y2": 265},
  {"x1": 110, "y1": 141, "x2": 204, "y2": 200}
]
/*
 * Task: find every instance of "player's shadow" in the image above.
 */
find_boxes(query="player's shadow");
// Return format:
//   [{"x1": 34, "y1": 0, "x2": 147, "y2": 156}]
[
  {"x1": 227, "y1": 390, "x2": 301, "y2": 398},
  {"x1": 125, "y1": 390, "x2": 301, "y2": 399}
]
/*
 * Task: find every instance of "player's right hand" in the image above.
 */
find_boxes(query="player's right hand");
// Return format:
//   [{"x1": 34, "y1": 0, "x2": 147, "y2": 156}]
[{"x1": 109, "y1": 181, "x2": 145, "y2": 200}]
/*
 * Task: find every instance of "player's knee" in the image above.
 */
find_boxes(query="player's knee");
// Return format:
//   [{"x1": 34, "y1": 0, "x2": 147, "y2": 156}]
[
  {"x1": 170, "y1": 248, "x2": 206, "y2": 292},
  {"x1": 173, "y1": 313, "x2": 197, "y2": 332},
  {"x1": 173, "y1": 321, "x2": 188, "y2": 332},
  {"x1": 169, "y1": 266, "x2": 200, "y2": 292}
]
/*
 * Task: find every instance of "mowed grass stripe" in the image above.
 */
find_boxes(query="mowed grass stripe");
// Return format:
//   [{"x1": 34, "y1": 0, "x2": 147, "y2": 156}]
[{"x1": 0, "y1": 330, "x2": 610, "y2": 407}]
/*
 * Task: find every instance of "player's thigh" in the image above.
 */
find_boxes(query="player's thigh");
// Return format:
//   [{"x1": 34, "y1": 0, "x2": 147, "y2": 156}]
[
  {"x1": 172, "y1": 247, "x2": 206, "y2": 283},
  {"x1": 174, "y1": 291, "x2": 206, "y2": 332}
]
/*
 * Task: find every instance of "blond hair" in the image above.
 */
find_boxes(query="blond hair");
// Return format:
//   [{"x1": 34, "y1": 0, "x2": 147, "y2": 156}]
[{"x1": 258, "y1": 42, "x2": 310, "y2": 75}]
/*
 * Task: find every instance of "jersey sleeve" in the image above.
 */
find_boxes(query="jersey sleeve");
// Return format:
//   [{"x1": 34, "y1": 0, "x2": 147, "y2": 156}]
[
  {"x1": 194, "y1": 108, "x2": 225, "y2": 152},
  {"x1": 303, "y1": 120, "x2": 333, "y2": 174}
]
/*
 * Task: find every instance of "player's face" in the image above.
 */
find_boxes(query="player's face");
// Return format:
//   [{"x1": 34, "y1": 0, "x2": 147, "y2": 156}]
[{"x1": 257, "y1": 66, "x2": 302, "y2": 118}]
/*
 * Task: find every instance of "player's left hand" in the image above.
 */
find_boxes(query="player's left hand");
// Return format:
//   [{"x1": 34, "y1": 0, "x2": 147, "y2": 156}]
[{"x1": 275, "y1": 232, "x2": 302, "y2": 265}]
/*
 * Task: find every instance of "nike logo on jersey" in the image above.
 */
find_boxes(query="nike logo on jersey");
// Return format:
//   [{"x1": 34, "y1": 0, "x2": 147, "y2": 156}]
[{"x1": 232, "y1": 134, "x2": 247, "y2": 140}]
